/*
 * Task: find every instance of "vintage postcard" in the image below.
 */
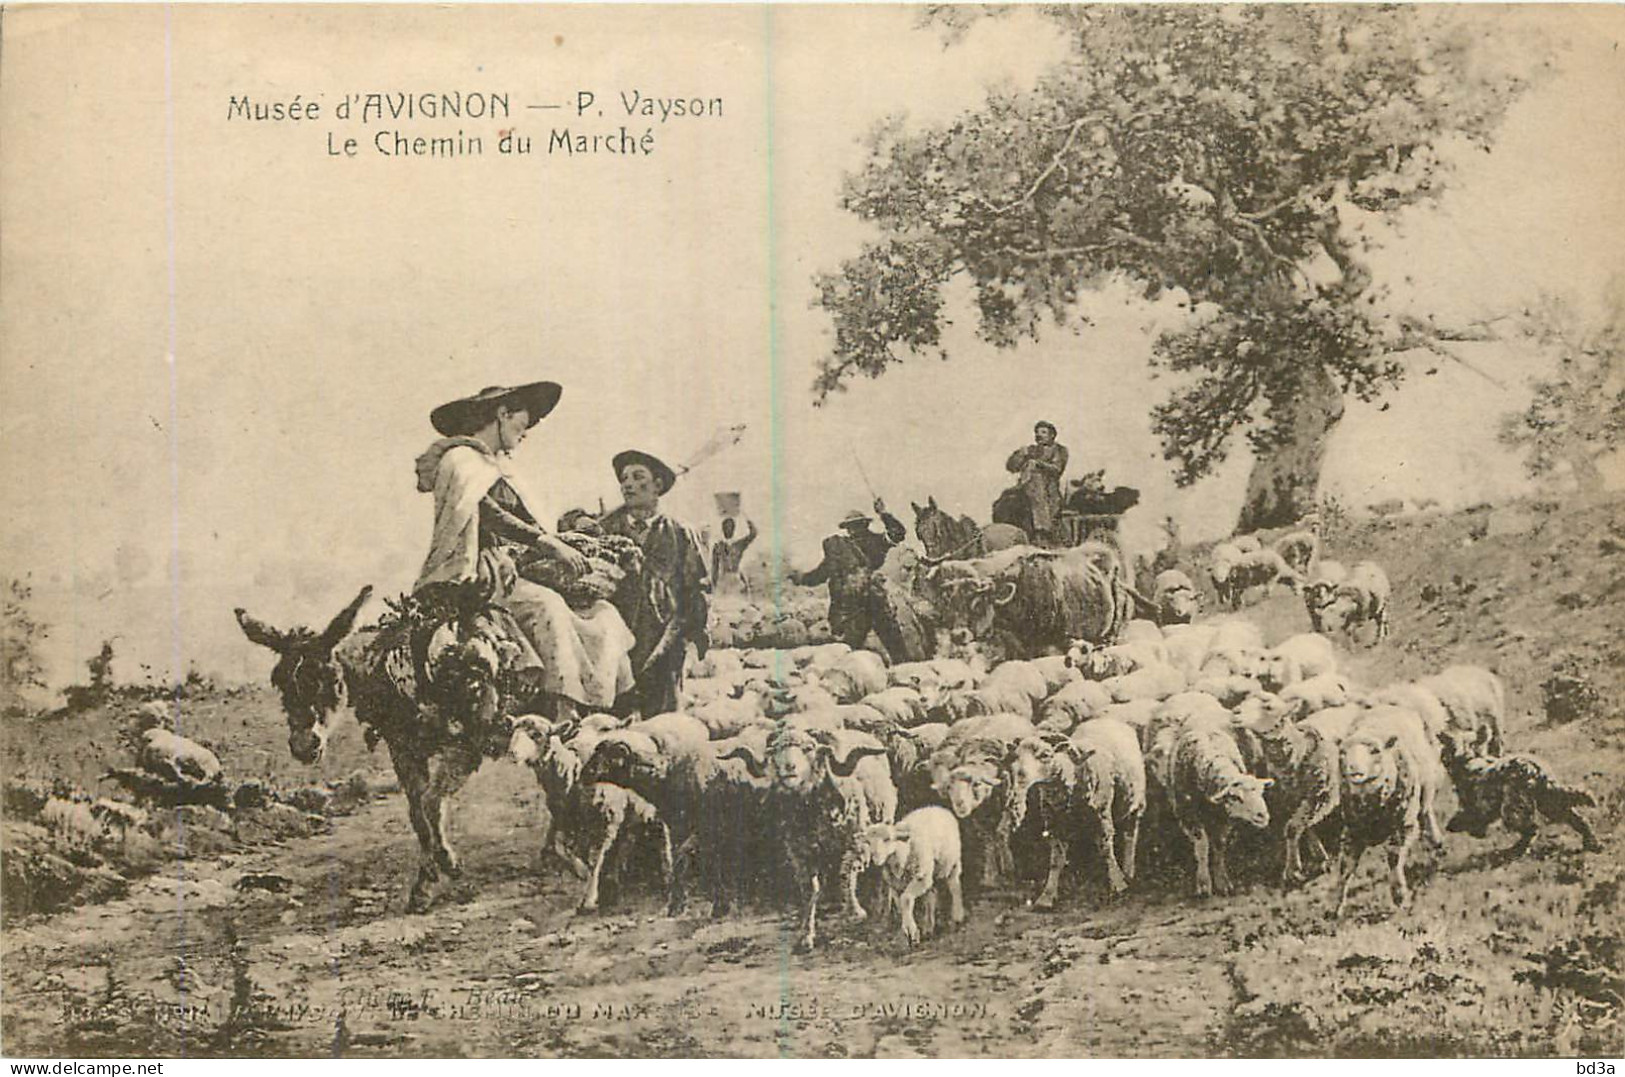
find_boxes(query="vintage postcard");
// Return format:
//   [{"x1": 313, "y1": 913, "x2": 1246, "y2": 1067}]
[{"x1": 1, "y1": 3, "x2": 1621, "y2": 1059}]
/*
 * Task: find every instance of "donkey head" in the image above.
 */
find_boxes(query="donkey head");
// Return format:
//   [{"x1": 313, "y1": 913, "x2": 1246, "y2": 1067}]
[{"x1": 235, "y1": 586, "x2": 373, "y2": 765}]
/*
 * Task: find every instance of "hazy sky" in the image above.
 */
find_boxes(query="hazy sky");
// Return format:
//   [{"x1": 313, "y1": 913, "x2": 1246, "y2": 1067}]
[{"x1": 2, "y1": 5, "x2": 1622, "y2": 688}]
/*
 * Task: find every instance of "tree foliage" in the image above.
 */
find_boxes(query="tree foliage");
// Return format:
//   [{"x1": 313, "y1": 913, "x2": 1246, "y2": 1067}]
[
  {"x1": 1498, "y1": 291, "x2": 1625, "y2": 494},
  {"x1": 815, "y1": 5, "x2": 1534, "y2": 487},
  {"x1": 1, "y1": 578, "x2": 50, "y2": 712}
]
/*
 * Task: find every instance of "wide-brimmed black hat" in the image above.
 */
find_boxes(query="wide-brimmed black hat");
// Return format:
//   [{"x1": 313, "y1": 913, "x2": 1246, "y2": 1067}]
[
  {"x1": 430, "y1": 382, "x2": 562, "y2": 437},
  {"x1": 613, "y1": 449, "x2": 678, "y2": 495}
]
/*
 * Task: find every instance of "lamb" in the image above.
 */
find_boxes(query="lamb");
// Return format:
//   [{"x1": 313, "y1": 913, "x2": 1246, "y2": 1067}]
[
  {"x1": 1272, "y1": 530, "x2": 1319, "y2": 575},
  {"x1": 1256, "y1": 633, "x2": 1339, "y2": 692},
  {"x1": 1167, "y1": 709, "x2": 1274, "y2": 897},
  {"x1": 1151, "y1": 569, "x2": 1201, "y2": 626},
  {"x1": 1438, "y1": 730, "x2": 1601, "y2": 857},
  {"x1": 862, "y1": 806, "x2": 967, "y2": 945},
  {"x1": 1242, "y1": 701, "x2": 1363, "y2": 885},
  {"x1": 578, "y1": 714, "x2": 717, "y2": 914},
  {"x1": 1314, "y1": 561, "x2": 1390, "y2": 645},
  {"x1": 1212, "y1": 549, "x2": 1301, "y2": 610},
  {"x1": 1333, "y1": 703, "x2": 1444, "y2": 916},
  {"x1": 508, "y1": 715, "x2": 592, "y2": 875},
  {"x1": 571, "y1": 782, "x2": 672, "y2": 914},
  {"x1": 1418, "y1": 665, "x2": 1505, "y2": 756}
]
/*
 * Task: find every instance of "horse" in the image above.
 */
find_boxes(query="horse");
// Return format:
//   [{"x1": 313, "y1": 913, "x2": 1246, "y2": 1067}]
[
  {"x1": 911, "y1": 496, "x2": 1025, "y2": 562},
  {"x1": 235, "y1": 583, "x2": 559, "y2": 911}
]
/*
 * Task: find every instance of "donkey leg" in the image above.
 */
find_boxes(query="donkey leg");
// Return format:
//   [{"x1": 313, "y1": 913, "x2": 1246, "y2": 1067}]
[
  {"x1": 422, "y1": 746, "x2": 480, "y2": 879},
  {"x1": 390, "y1": 748, "x2": 442, "y2": 913}
]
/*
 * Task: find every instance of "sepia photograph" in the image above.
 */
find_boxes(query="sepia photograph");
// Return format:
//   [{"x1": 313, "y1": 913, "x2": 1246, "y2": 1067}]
[{"x1": 1, "y1": 3, "x2": 1622, "y2": 1059}]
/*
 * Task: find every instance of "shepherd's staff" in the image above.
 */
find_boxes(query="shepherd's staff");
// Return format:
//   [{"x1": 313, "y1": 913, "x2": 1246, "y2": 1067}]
[
  {"x1": 674, "y1": 424, "x2": 748, "y2": 478},
  {"x1": 849, "y1": 448, "x2": 879, "y2": 502}
]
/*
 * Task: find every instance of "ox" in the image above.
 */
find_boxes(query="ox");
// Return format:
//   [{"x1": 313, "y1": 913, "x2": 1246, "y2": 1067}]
[{"x1": 924, "y1": 544, "x2": 1130, "y2": 661}]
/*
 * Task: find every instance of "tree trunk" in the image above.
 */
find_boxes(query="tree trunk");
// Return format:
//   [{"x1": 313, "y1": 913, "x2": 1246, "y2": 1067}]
[{"x1": 1237, "y1": 367, "x2": 1345, "y2": 533}]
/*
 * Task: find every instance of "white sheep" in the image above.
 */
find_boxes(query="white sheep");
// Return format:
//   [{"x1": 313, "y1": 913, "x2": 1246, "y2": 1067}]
[
  {"x1": 1257, "y1": 633, "x2": 1339, "y2": 692},
  {"x1": 1105, "y1": 662, "x2": 1187, "y2": 704},
  {"x1": 1036, "y1": 678, "x2": 1113, "y2": 734},
  {"x1": 982, "y1": 660, "x2": 1050, "y2": 709},
  {"x1": 1315, "y1": 561, "x2": 1390, "y2": 645},
  {"x1": 1151, "y1": 570, "x2": 1201, "y2": 626},
  {"x1": 1028, "y1": 655, "x2": 1078, "y2": 696},
  {"x1": 1069, "y1": 640, "x2": 1169, "y2": 681},
  {"x1": 1161, "y1": 623, "x2": 1221, "y2": 681},
  {"x1": 1168, "y1": 709, "x2": 1273, "y2": 898},
  {"x1": 1334, "y1": 702, "x2": 1445, "y2": 916},
  {"x1": 859, "y1": 687, "x2": 931, "y2": 728},
  {"x1": 819, "y1": 651, "x2": 889, "y2": 704},
  {"x1": 137, "y1": 728, "x2": 223, "y2": 788},
  {"x1": 1242, "y1": 700, "x2": 1362, "y2": 885},
  {"x1": 1272, "y1": 530, "x2": 1319, "y2": 575},
  {"x1": 1189, "y1": 674, "x2": 1264, "y2": 709},
  {"x1": 1213, "y1": 549, "x2": 1301, "y2": 609},
  {"x1": 1209, "y1": 619, "x2": 1265, "y2": 654},
  {"x1": 1121, "y1": 619, "x2": 1166, "y2": 646},
  {"x1": 1417, "y1": 665, "x2": 1505, "y2": 756},
  {"x1": 862, "y1": 806, "x2": 966, "y2": 945},
  {"x1": 1272, "y1": 672, "x2": 1356, "y2": 717},
  {"x1": 1058, "y1": 717, "x2": 1146, "y2": 898}
]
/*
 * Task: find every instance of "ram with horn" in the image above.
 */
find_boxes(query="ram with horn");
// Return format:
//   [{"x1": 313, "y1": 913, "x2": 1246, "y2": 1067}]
[{"x1": 719, "y1": 722, "x2": 894, "y2": 952}]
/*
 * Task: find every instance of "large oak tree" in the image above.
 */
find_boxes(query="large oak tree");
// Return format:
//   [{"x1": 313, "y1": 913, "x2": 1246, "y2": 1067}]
[{"x1": 814, "y1": 5, "x2": 1537, "y2": 529}]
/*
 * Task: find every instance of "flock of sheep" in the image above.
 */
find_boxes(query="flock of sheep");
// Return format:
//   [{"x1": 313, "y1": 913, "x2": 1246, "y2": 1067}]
[{"x1": 495, "y1": 524, "x2": 1601, "y2": 951}]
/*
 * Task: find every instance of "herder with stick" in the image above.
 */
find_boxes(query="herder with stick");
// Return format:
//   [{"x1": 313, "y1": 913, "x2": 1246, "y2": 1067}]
[{"x1": 789, "y1": 497, "x2": 908, "y2": 653}]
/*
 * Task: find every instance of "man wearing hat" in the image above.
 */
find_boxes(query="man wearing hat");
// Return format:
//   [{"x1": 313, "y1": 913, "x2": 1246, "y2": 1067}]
[
  {"x1": 1005, "y1": 420, "x2": 1069, "y2": 545},
  {"x1": 706, "y1": 491, "x2": 758, "y2": 598},
  {"x1": 788, "y1": 498, "x2": 906, "y2": 651},
  {"x1": 415, "y1": 382, "x2": 636, "y2": 721},
  {"x1": 600, "y1": 450, "x2": 710, "y2": 716}
]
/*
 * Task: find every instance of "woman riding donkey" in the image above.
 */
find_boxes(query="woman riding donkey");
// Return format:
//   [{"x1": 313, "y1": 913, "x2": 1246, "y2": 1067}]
[{"x1": 415, "y1": 381, "x2": 637, "y2": 723}]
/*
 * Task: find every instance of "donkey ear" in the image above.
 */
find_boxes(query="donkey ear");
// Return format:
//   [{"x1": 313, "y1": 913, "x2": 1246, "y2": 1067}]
[
  {"x1": 928, "y1": 496, "x2": 938, "y2": 510},
  {"x1": 317, "y1": 586, "x2": 374, "y2": 650},
  {"x1": 235, "y1": 608, "x2": 290, "y2": 653},
  {"x1": 912, "y1": 501, "x2": 924, "y2": 516}
]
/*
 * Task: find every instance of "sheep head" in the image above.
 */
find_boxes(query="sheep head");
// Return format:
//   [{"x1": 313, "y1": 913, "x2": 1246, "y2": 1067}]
[
  {"x1": 1209, "y1": 774, "x2": 1273, "y2": 828},
  {"x1": 943, "y1": 759, "x2": 1002, "y2": 819}
]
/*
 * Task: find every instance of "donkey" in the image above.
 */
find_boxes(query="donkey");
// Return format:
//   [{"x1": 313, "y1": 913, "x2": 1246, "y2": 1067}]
[
  {"x1": 911, "y1": 496, "x2": 1025, "y2": 563},
  {"x1": 236, "y1": 583, "x2": 533, "y2": 911}
]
